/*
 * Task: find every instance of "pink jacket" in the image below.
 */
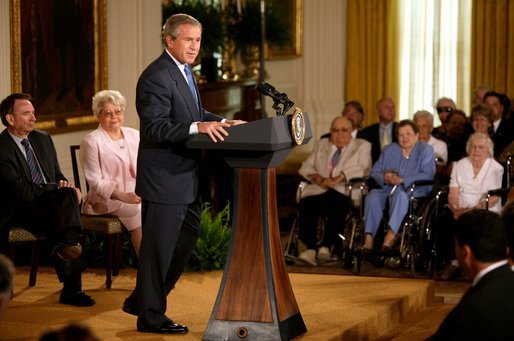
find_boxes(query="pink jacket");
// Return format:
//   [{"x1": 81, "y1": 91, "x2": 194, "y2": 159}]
[{"x1": 80, "y1": 126, "x2": 139, "y2": 215}]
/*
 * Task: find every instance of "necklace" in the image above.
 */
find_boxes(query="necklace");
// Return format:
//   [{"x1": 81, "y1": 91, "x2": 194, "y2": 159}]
[{"x1": 113, "y1": 138, "x2": 126, "y2": 149}]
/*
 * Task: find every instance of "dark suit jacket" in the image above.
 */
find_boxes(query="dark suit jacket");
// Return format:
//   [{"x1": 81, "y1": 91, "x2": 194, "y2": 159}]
[
  {"x1": 0, "y1": 129, "x2": 66, "y2": 248},
  {"x1": 357, "y1": 122, "x2": 398, "y2": 164},
  {"x1": 493, "y1": 118, "x2": 514, "y2": 158},
  {"x1": 432, "y1": 263, "x2": 514, "y2": 341},
  {"x1": 135, "y1": 51, "x2": 222, "y2": 204}
]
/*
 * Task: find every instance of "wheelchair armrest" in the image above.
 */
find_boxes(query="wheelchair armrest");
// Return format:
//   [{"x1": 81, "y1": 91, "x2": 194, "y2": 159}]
[
  {"x1": 410, "y1": 180, "x2": 434, "y2": 188},
  {"x1": 347, "y1": 176, "x2": 368, "y2": 185},
  {"x1": 296, "y1": 181, "x2": 310, "y2": 204},
  {"x1": 486, "y1": 187, "x2": 511, "y2": 197}
]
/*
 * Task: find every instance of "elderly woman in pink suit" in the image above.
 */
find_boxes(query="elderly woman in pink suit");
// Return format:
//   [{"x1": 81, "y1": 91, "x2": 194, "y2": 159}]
[{"x1": 80, "y1": 90, "x2": 142, "y2": 255}]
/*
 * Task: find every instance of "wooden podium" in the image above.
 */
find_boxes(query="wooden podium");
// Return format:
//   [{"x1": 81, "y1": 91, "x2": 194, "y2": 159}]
[{"x1": 187, "y1": 114, "x2": 311, "y2": 340}]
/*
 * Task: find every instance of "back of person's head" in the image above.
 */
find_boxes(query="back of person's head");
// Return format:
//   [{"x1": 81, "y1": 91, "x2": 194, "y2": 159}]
[
  {"x1": 0, "y1": 254, "x2": 14, "y2": 297},
  {"x1": 0, "y1": 254, "x2": 14, "y2": 320},
  {"x1": 502, "y1": 201, "x2": 514, "y2": 262},
  {"x1": 39, "y1": 323, "x2": 99, "y2": 341},
  {"x1": 454, "y1": 209, "x2": 507, "y2": 263},
  {"x1": 0, "y1": 93, "x2": 32, "y2": 127}
]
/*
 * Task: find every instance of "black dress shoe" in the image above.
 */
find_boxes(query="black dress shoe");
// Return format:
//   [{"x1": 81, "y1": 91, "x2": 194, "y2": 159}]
[
  {"x1": 137, "y1": 319, "x2": 189, "y2": 334},
  {"x1": 59, "y1": 290, "x2": 95, "y2": 307},
  {"x1": 122, "y1": 298, "x2": 138, "y2": 316}
]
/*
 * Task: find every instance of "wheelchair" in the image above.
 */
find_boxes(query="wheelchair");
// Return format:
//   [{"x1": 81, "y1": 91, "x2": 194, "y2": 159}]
[
  {"x1": 352, "y1": 180, "x2": 443, "y2": 277},
  {"x1": 283, "y1": 177, "x2": 368, "y2": 267}
]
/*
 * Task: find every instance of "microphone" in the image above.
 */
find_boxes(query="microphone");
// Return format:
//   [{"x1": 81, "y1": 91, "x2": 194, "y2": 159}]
[{"x1": 256, "y1": 82, "x2": 294, "y2": 116}]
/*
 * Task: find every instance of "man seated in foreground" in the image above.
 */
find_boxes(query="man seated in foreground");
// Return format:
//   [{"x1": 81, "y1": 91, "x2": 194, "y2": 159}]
[{"x1": 431, "y1": 209, "x2": 514, "y2": 340}]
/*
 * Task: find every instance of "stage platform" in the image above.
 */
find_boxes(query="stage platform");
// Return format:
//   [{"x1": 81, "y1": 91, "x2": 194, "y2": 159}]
[{"x1": 1, "y1": 266, "x2": 449, "y2": 340}]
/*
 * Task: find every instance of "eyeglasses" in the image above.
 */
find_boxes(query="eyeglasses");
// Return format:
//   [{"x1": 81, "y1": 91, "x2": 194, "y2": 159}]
[
  {"x1": 436, "y1": 107, "x2": 453, "y2": 113},
  {"x1": 331, "y1": 128, "x2": 351, "y2": 133},
  {"x1": 101, "y1": 108, "x2": 123, "y2": 117}
]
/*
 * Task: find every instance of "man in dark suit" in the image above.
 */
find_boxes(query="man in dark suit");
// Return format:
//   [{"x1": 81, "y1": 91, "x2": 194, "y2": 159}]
[
  {"x1": 484, "y1": 91, "x2": 513, "y2": 158},
  {"x1": 0, "y1": 93, "x2": 94, "y2": 307},
  {"x1": 125, "y1": 14, "x2": 244, "y2": 334},
  {"x1": 357, "y1": 97, "x2": 398, "y2": 164},
  {"x1": 431, "y1": 209, "x2": 514, "y2": 340}
]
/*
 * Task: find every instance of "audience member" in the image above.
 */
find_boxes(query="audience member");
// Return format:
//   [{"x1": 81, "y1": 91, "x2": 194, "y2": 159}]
[
  {"x1": 438, "y1": 133, "x2": 503, "y2": 280},
  {"x1": 357, "y1": 97, "x2": 398, "y2": 164},
  {"x1": 413, "y1": 110, "x2": 448, "y2": 185},
  {"x1": 0, "y1": 254, "x2": 14, "y2": 320},
  {"x1": 432, "y1": 97, "x2": 457, "y2": 140},
  {"x1": 297, "y1": 117, "x2": 371, "y2": 265},
  {"x1": 0, "y1": 93, "x2": 94, "y2": 307},
  {"x1": 471, "y1": 85, "x2": 491, "y2": 105},
  {"x1": 444, "y1": 110, "x2": 469, "y2": 166},
  {"x1": 470, "y1": 103, "x2": 494, "y2": 137},
  {"x1": 80, "y1": 90, "x2": 142, "y2": 256},
  {"x1": 413, "y1": 110, "x2": 448, "y2": 165},
  {"x1": 342, "y1": 100, "x2": 365, "y2": 139},
  {"x1": 431, "y1": 210, "x2": 514, "y2": 341},
  {"x1": 355, "y1": 120, "x2": 435, "y2": 255},
  {"x1": 484, "y1": 91, "x2": 513, "y2": 158}
]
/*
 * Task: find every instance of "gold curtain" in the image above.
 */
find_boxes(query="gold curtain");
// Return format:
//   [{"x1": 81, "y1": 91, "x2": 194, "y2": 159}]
[
  {"x1": 345, "y1": 0, "x2": 399, "y2": 126},
  {"x1": 472, "y1": 0, "x2": 514, "y2": 96}
]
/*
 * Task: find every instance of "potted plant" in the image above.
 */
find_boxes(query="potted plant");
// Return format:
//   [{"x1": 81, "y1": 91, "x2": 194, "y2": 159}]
[{"x1": 162, "y1": 0, "x2": 225, "y2": 82}]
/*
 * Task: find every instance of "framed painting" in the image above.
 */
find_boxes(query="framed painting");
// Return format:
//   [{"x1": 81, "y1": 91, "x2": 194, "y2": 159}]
[
  {"x1": 267, "y1": 0, "x2": 303, "y2": 60},
  {"x1": 10, "y1": 0, "x2": 107, "y2": 134}
]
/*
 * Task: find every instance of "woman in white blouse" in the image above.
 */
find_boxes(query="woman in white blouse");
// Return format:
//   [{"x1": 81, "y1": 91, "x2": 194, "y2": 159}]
[
  {"x1": 448, "y1": 132, "x2": 503, "y2": 216},
  {"x1": 439, "y1": 132, "x2": 503, "y2": 279}
]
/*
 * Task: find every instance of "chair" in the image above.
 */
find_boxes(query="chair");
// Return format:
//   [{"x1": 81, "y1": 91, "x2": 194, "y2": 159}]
[
  {"x1": 353, "y1": 180, "x2": 435, "y2": 277},
  {"x1": 70, "y1": 145, "x2": 125, "y2": 289},
  {"x1": 7, "y1": 227, "x2": 45, "y2": 286},
  {"x1": 283, "y1": 177, "x2": 368, "y2": 266}
]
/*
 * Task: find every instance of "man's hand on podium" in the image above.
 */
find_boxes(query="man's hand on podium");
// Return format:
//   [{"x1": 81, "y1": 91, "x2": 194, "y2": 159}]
[
  {"x1": 226, "y1": 119, "x2": 247, "y2": 127},
  {"x1": 197, "y1": 121, "x2": 230, "y2": 143}
]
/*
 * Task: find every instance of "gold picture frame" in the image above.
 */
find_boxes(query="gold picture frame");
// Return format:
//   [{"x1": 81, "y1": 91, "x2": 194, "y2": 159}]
[
  {"x1": 267, "y1": 0, "x2": 303, "y2": 60},
  {"x1": 10, "y1": 0, "x2": 107, "y2": 134}
]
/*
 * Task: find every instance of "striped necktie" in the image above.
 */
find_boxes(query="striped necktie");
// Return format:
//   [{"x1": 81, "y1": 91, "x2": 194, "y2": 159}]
[
  {"x1": 184, "y1": 64, "x2": 200, "y2": 112},
  {"x1": 21, "y1": 138, "x2": 45, "y2": 184},
  {"x1": 330, "y1": 148, "x2": 342, "y2": 177}
]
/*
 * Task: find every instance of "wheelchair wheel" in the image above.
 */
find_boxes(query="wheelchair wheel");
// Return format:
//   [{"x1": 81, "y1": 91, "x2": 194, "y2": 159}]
[{"x1": 418, "y1": 193, "x2": 447, "y2": 276}]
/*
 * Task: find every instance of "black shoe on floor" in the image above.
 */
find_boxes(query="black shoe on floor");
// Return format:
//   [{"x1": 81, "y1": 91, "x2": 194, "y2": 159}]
[
  {"x1": 122, "y1": 298, "x2": 138, "y2": 316},
  {"x1": 59, "y1": 290, "x2": 95, "y2": 307},
  {"x1": 137, "y1": 319, "x2": 189, "y2": 334}
]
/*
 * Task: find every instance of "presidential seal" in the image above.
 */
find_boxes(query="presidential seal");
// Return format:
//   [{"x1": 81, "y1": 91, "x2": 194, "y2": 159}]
[{"x1": 291, "y1": 108, "x2": 306, "y2": 145}]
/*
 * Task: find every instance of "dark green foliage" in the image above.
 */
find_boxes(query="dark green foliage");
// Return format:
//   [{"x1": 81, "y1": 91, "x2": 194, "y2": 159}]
[
  {"x1": 187, "y1": 202, "x2": 231, "y2": 271},
  {"x1": 228, "y1": 0, "x2": 290, "y2": 54}
]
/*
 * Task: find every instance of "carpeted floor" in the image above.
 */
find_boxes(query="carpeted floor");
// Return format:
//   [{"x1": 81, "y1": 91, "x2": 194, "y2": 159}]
[{"x1": 0, "y1": 265, "x2": 454, "y2": 341}]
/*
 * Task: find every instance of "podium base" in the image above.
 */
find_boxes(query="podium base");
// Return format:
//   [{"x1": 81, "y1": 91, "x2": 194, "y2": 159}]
[{"x1": 202, "y1": 312, "x2": 306, "y2": 341}]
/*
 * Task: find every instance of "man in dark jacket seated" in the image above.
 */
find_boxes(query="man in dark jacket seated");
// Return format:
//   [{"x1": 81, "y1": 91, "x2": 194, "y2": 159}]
[{"x1": 0, "y1": 93, "x2": 94, "y2": 307}]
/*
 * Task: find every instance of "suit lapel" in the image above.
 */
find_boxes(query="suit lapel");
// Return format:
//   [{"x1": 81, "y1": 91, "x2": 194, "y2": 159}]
[
  {"x1": 163, "y1": 53, "x2": 201, "y2": 121},
  {"x1": 2, "y1": 130, "x2": 32, "y2": 181}
]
